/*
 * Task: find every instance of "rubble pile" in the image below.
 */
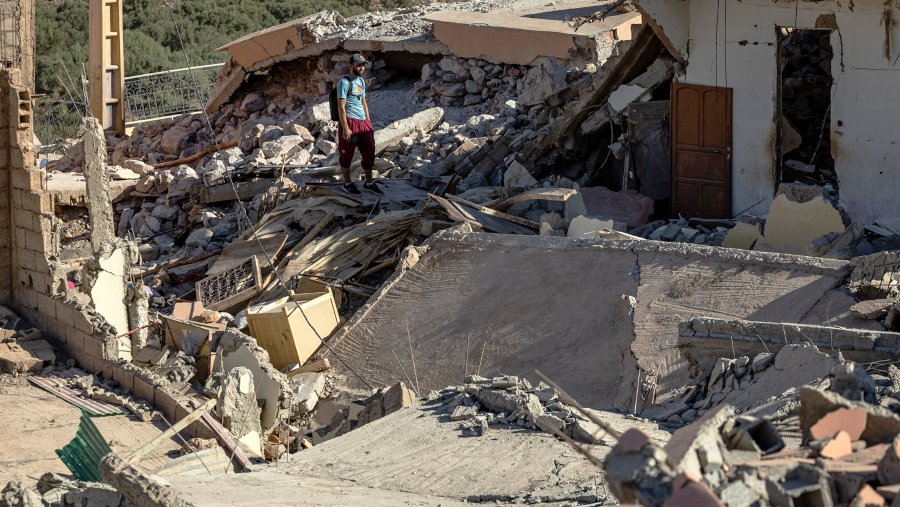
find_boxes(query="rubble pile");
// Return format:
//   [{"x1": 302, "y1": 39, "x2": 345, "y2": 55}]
[
  {"x1": 629, "y1": 217, "x2": 733, "y2": 246},
  {"x1": 604, "y1": 359, "x2": 900, "y2": 507},
  {"x1": 426, "y1": 374, "x2": 612, "y2": 443},
  {"x1": 642, "y1": 344, "x2": 851, "y2": 427}
]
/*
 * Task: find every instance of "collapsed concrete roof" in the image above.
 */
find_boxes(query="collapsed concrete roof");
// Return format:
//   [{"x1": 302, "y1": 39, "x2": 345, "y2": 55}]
[
  {"x1": 212, "y1": 0, "x2": 641, "y2": 72},
  {"x1": 318, "y1": 226, "x2": 881, "y2": 412}
]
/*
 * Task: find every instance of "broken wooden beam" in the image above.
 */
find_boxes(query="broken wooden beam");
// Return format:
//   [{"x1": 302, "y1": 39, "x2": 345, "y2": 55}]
[
  {"x1": 138, "y1": 249, "x2": 224, "y2": 278},
  {"x1": 126, "y1": 398, "x2": 217, "y2": 464},
  {"x1": 152, "y1": 139, "x2": 239, "y2": 169},
  {"x1": 200, "y1": 412, "x2": 252, "y2": 471}
]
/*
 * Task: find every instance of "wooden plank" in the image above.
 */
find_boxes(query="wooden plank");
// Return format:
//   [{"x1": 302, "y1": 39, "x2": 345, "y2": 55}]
[
  {"x1": 551, "y1": 23, "x2": 665, "y2": 143},
  {"x1": 126, "y1": 398, "x2": 217, "y2": 464},
  {"x1": 201, "y1": 178, "x2": 279, "y2": 204},
  {"x1": 429, "y1": 194, "x2": 536, "y2": 235},
  {"x1": 153, "y1": 140, "x2": 239, "y2": 169},
  {"x1": 446, "y1": 194, "x2": 540, "y2": 229},
  {"x1": 207, "y1": 234, "x2": 289, "y2": 277},
  {"x1": 490, "y1": 188, "x2": 576, "y2": 212},
  {"x1": 313, "y1": 178, "x2": 428, "y2": 206},
  {"x1": 286, "y1": 358, "x2": 331, "y2": 377}
]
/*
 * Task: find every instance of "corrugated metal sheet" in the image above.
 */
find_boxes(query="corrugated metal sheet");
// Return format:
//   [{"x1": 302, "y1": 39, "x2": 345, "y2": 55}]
[
  {"x1": 29, "y1": 376, "x2": 129, "y2": 416},
  {"x1": 56, "y1": 410, "x2": 113, "y2": 482}
]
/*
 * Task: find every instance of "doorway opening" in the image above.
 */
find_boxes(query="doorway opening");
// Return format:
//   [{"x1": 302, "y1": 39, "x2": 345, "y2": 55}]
[{"x1": 775, "y1": 28, "x2": 836, "y2": 189}]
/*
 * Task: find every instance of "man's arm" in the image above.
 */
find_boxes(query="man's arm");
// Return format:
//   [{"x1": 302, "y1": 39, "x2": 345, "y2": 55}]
[
  {"x1": 362, "y1": 96, "x2": 370, "y2": 122},
  {"x1": 338, "y1": 98, "x2": 351, "y2": 141}
]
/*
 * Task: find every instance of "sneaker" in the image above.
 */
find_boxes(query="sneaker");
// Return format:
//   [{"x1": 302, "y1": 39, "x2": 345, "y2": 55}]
[
  {"x1": 363, "y1": 182, "x2": 383, "y2": 194},
  {"x1": 344, "y1": 182, "x2": 361, "y2": 195}
]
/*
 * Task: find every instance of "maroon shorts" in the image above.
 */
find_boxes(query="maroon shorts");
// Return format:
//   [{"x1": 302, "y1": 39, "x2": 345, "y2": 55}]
[{"x1": 338, "y1": 118, "x2": 375, "y2": 170}]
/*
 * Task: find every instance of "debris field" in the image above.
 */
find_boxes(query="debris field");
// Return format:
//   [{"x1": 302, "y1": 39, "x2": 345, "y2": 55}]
[{"x1": 4, "y1": 0, "x2": 900, "y2": 505}]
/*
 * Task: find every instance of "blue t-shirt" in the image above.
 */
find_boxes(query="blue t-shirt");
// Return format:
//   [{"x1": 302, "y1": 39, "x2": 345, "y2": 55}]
[{"x1": 337, "y1": 75, "x2": 366, "y2": 121}]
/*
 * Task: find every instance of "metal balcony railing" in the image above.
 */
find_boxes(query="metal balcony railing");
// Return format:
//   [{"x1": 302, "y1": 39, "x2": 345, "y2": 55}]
[{"x1": 123, "y1": 63, "x2": 224, "y2": 125}]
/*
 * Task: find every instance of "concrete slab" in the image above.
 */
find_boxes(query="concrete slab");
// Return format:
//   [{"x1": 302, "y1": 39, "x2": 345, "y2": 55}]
[
  {"x1": 721, "y1": 222, "x2": 761, "y2": 250},
  {"x1": 168, "y1": 402, "x2": 669, "y2": 505},
  {"x1": 47, "y1": 172, "x2": 134, "y2": 207},
  {"x1": 324, "y1": 232, "x2": 641, "y2": 410},
  {"x1": 754, "y1": 195, "x2": 846, "y2": 255},
  {"x1": 424, "y1": 9, "x2": 641, "y2": 65}
]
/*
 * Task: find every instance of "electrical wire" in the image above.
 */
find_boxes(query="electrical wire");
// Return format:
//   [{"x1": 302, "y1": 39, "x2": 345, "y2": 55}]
[{"x1": 165, "y1": 4, "x2": 374, "y2": 391}]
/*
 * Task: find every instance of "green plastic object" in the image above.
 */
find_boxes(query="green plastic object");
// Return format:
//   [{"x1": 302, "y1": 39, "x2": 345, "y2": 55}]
[{"x1": 55, "y1": 410, "x2": 113, "y2": 482}]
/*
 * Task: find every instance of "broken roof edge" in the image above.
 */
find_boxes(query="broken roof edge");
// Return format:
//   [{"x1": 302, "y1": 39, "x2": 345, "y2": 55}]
[
  {"x1": 631, "y1": 0, "x2": 687, "y2": 64},
  {"x1": 213, "y1": 10, "x2": 339, "y2": 54},
  {"x1": 244, "y1": 37, "x2": 452, "y2": 74}
]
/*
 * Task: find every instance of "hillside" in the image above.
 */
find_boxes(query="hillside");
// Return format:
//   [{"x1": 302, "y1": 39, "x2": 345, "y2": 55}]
[{"x1": 35, "y1": 0, "x2": 411, "y2": 96}]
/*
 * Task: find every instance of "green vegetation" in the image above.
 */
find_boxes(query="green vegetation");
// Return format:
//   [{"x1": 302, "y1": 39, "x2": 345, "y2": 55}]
[{"x1": 35, "y1": 0, "x2": 401, "y2": 96}]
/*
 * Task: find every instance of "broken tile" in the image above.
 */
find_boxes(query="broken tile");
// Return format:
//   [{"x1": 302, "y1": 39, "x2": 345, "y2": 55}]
[
  {"x1": 810, "y1": 408, "x2": 868, "y2": 442},
  {"x1": 819, "y1": 430, "x2": 852, "y2": 460},
  {"x1": 852, "y1": 484, "x2": 886, "y2": 506}
]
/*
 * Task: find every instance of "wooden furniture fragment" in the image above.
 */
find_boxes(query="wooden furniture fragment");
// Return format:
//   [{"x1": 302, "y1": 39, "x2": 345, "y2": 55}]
[{"x1": 246, "y1": 289, "x2": 340, "y2": 370}]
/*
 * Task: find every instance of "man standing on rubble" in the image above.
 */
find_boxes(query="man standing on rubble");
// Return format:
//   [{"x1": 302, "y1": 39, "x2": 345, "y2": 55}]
[{"x1": 337, "y1": 53, "x2": 381, "y2": 195}]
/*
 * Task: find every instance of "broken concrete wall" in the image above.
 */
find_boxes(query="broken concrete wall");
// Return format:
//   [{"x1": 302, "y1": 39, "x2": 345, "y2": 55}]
[
  {"x1": 216, "y1": 329, "x2": 292, "y2": 430},
  {"x1": 630, "y1": 242, "x2": 847, "y2": 404},
  {"x1": 0, "y1": 63, "x2": 137, "y2": 392},
  {"x1": 678, "y1": 317, "x2": 900, "y2": 369},
  {"x1": 642, "y1": 0, "x2": 900, "y2": 222},
  {"x1": 322, "y1": 230, "x2": 853, "y2": 413}
]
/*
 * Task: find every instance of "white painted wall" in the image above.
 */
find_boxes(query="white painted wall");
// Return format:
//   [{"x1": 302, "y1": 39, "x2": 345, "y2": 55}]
[{"x1": 643, "y1": 0, "x2": 900, "y2": 222}]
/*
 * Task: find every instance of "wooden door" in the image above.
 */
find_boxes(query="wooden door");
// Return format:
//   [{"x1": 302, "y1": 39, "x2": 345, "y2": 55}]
[{"x1": 670, "y1": 83, "x2": 732, "y2": 219}]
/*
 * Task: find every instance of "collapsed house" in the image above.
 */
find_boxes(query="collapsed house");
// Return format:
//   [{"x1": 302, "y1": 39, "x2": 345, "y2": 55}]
[{"x1": 5, "y1": 0, "x2": 900, "y2": 503}]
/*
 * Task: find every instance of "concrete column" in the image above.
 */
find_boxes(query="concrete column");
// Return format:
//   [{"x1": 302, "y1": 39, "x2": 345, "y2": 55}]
[{"x1": 76, "y1": 117, "x2": 115, "y2": 253}]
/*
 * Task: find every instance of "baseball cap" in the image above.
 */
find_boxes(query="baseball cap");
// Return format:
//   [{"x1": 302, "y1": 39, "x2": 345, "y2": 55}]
[{"x1": 350, "y1": 53, "x2": 367, "y2": 65}]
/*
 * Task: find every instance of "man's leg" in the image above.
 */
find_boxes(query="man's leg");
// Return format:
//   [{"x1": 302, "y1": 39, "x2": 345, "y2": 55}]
[
  {"x1": 338, "y1": 123, "x2": 359, "y2": 192},
  {"x1": 359, "y1": 126, "x2": 380, "y2": 192}
]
